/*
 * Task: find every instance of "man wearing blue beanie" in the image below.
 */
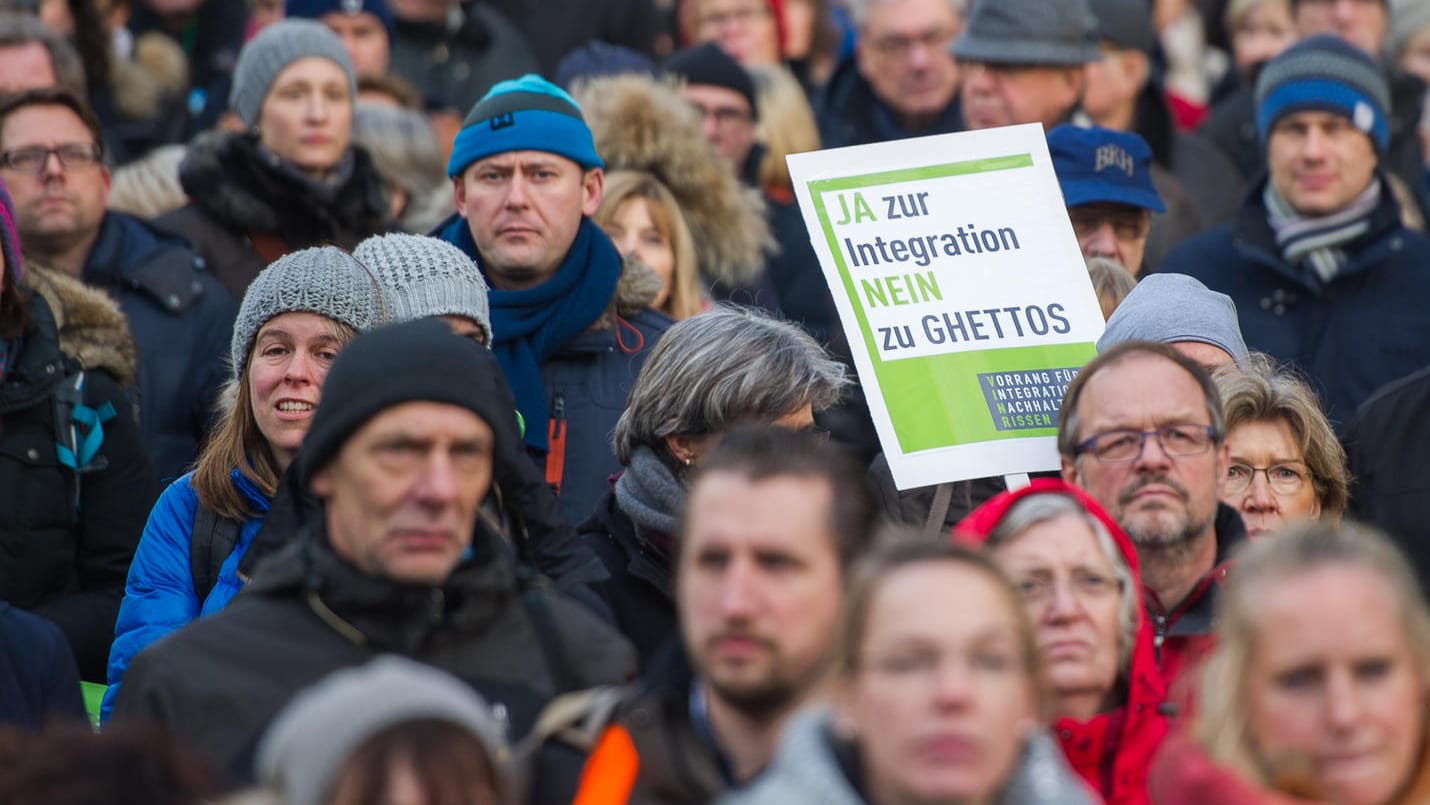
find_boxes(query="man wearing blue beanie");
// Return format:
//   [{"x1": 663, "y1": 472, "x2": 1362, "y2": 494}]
[
  {"x1": 1160, "y1": 34, "x2": 1430, "y2": 429},
  {"x1": 436, "y1": 73, "x2": 670, "y2": 527}
]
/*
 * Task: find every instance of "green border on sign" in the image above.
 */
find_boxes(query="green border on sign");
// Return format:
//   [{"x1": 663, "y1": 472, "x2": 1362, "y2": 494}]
[{"x1": 807, "y1": 155, "x2": 1096, "y2": 453}]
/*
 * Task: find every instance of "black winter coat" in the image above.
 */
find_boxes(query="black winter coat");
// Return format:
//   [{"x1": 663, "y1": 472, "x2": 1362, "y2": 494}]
[
  {"x1": 156, "y1": 132, "x2": 390, "y2": 302},
  {"x1": 1346, "y1": 367, "x2": 1430, "y2": 591},
  {"x1": 113, "y1": 525, "x2": 637, "y2": 784},
  {"x1": 579, "y1": 490, "x2": 677, "y2": 670},
  {"x1": 0, "y1": 602, "x2": 86, "y2": 730},
  {"x1": 83, "y1": 211, "x2": 235, "y2": 482},
  {"x1": 389, "y1": 6, "x2": 539, "y2": 114},
  {"x1": 0, "y1": 293, "x2": 157, "y2": 681},
  {"x1": 1158, "y1": 176, "x2": 1430, "y2": 428}
]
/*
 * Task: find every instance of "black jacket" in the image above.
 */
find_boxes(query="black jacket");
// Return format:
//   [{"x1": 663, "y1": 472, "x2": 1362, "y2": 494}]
[
  {"x1": 389, "y1": 6, "x2": 539, "y2": 114},
  {"x1": 83, "y1": 211, "x2": 235, "y2": 482},
  {"x1": 815, "y1": 57, "x2": 963, "y2": 149},
  {"x1": 579, "y1": 490, "x2": 677, "y2": 669},
  {"x1": 155, "y1": 132, "x2": 390, "y2": 302},
  {"x1": 0, "y1": 292, "x2": 157, "y2": 681},
  {"x1": 0, "y1": 602, "x2": 86, "y2": 730},
  {"x1": 1346, "y1": 366, "x2": 1430, "y2": 591},
  {"x1": 113, "y1": 524, "x2": 637, "y2": 783}
]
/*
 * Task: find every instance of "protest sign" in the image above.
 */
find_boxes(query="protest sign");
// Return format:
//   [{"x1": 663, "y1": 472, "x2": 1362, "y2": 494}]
[{"x1": 787, "y1": 123, "x2": 1104, "y2": 490}]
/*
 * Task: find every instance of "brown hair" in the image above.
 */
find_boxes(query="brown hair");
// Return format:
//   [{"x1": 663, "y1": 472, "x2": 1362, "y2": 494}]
[
  {"x1": 190, "y1": 316, "x2": 356, "y2": 519},
  {"x1": 836, "y1": 535, "x2": 1050, "y2": 714},
  {"x1": 1214, "y1": 355, "x2": 1349, "y2": 518},
  {"x1": 326, "y1": 719, "x2": 504, "y2": 805},
  {"x1": 1057, "y1": 339, "x2": 1226, "y2": 459},
  {"x1": 0, "y1": 722, "x2": 217, "y2": 805},
  {"x1": 0, "y1": 86, "x2": 106, "y2": 161},
  {"x1": 594, "y1": 170, "x2": 704, "y2": 320}
]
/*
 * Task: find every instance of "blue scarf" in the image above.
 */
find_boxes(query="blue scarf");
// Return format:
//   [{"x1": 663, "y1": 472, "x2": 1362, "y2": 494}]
[{"x1": 440, "y1": 216, "x2": 621, "y2": 450}]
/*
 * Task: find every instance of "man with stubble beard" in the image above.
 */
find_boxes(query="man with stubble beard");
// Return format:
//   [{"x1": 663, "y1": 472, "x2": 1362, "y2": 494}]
[
  {"x1": 1058, "y1": 340, "x2": 1246, "y2": 691},
  {"x1": 565, "y1": 426, "x2": 877, "y2": 804}
]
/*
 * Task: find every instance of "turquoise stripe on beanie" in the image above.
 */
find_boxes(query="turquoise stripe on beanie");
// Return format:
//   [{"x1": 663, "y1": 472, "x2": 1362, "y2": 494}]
[{"x1": 446, "y1": 73, "x2": 603, "y2": 178}]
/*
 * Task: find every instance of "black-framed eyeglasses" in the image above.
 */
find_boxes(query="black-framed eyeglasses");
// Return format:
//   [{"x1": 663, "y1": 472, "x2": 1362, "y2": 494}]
[
  {"x1": 1223, "y1": 463, "x2": 1310, "y2": 496},
  {"x1": 0, "y1": 143, "x2": 103, "y2": 175},
  {"x1": 1075, "y1": 424, "x2": 1217, "y2": 463}
]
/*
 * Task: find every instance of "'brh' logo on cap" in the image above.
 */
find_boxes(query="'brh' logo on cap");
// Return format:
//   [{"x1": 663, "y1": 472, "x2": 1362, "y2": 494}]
[{"x1": 1094, "y1": 144, "x2": 1134, "y2": 178}]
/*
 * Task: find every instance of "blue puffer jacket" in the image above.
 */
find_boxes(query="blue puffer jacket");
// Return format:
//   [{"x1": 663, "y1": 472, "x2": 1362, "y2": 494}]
[
  {"x1": 101, "y1": 468, "x2": 270, "y2": 721},
  {"x1": 1159, "y1": 175, "x2": 1430, "y2": 429}
]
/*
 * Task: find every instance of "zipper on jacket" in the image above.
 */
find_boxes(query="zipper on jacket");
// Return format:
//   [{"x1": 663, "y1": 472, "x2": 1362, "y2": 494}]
[{"x1": 546, "y1": 394, "x2": 567, "y2": 495}]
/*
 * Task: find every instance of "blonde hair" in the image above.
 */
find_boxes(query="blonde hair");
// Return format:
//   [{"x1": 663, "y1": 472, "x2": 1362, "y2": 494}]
[
  {"x1": 1213, "y1": 356, "x2": 1349, "y2": 518},
  {"x1": 748, "y1": 64, "x2": 821, "y2": 194},
  {"x1": 1194, "y1": 520, "x2": 1430, "y2": 789},
  {"x1": 190, "y1": 317, "x2": 356, "y2": 519},
  {"x1": 1086, "y1": 257, "x2": 1137, "y2": 319},
  {"x1": 594, "y1": 170, "x2": 704, "y2": 320}
]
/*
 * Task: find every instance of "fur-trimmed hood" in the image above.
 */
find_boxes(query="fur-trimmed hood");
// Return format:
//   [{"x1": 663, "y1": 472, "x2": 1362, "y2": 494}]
[
  {"x1": 178, "y1": 130, "x2": 390, "y2": 248},
  {"x1": 110, "y1": 32, "x2": 188, "y2": 123},
  {"x1": 22, "y1": 263, "x2": 138, "y2": 387},
  {"x1": 574, "y1": 74, "x2": 773, "y2": 287}
]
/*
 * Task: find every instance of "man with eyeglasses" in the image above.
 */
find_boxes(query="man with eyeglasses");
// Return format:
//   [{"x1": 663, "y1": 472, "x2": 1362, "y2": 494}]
[
  {"x1": 1049, "y1": 124, "x2": 1164, "y2": 275},
  {"x1": 0, "y1": 87, "x2": 234, "y2": 484},
  {"x1": 952, "y1": 0, "x2": 1101, "y2": 133},
  {"x1": 817, "y1": 0, "x2": 964, "y2": 148},
  {"x1": 1058, "y1": 340, "x2": 1246, "y2": 689}
]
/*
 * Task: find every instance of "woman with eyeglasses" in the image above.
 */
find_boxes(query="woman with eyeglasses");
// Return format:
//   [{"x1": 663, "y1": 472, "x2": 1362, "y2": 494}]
[
  {"x1": 579, "y1": 305, "x2": 848, "y2": 669},
  {"x1": 724, "y1": 538, "x2": 1095, "y2": 805},
  {"x1": 956, "y1": 479, "x2": 1168, "y2": 805},
  {"x1": 1214, "y1": 356, "x2": 1348, "y2": 538}
]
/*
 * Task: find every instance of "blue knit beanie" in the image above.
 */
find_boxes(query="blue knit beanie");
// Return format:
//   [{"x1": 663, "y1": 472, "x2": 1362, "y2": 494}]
[
  {"x1": 445, "y1": 73, "x2": 603, "y2": 178},
  {"x1": 1255, "y1": 34, "x2": 1391, "y2": 153}
]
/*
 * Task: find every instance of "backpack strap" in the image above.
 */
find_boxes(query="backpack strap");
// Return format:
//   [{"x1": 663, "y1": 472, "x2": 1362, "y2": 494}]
[
  {"x1": 520, "y1": 685, "x2": 630, "y2": 756},
  {"x1": 190, "y1": 503, "x2": 242, "y2": 606},
  {"x1": 517, "y1": 582, "x2": 584, "y2": 696}
]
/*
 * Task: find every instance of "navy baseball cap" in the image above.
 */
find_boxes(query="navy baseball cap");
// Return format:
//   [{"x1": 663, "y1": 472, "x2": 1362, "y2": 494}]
[{"x1": 1048, "y1": 124, "x2": 1165, "y2": 213}]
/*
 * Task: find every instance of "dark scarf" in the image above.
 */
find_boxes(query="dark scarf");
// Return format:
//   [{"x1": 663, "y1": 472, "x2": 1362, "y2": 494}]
[
  {"x1": 440, "y1": 216, "x2": 621, "y2": 451},
  {"x1": 614, "y1": 445, "x2": 685, "y2": 539},
  {"x1": 1264, "y1": 178, "x2": 1381, "y2": 283}
]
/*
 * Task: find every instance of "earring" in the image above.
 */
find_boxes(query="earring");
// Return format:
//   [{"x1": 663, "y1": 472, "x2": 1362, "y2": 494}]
[{"x1": 683, "y1": 457, "x2": 692, "y2": 466}]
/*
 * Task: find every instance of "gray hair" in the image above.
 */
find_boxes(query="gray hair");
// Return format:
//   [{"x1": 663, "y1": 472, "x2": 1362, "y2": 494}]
[
  {"x1": 0, "y1": 11, "x2": 86, "y2": 95},
  {"x1": 612, "y1": 305, "x2": 850, "y2": 464},
  {"x1": 846, "y1": 0, "x2": 966, "y2": 30},
  {"x1": 352, "y1": 103, "x2": 453, "y2": 234},
  {"x1": 985, "y1": 492, "x2": 1140, "y2": 673}
]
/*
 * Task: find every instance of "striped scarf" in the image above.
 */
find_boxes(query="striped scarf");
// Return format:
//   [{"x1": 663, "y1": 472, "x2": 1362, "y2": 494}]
[{"x1": 1264, "y1": 179, "x2": 1381, "y2": 283}]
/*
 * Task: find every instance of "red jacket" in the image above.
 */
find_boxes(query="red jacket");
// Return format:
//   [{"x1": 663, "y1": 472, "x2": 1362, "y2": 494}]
[{"x1": 954, "y1": 478, "x2": 1169, "y2": 805}]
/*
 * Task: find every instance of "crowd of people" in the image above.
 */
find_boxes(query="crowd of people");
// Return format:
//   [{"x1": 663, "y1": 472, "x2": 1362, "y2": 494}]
[{"x1": 2, "y1": 0, "x2": 1430, "y2": 802}]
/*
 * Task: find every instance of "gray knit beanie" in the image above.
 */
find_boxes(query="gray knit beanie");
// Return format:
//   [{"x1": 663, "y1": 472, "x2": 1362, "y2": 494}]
[
  {"x1": 952, "y1": 0, "x2": 1103, "y2": 66},
  {"x1": 354, "y1": 233, "x2": 492, "y2": 344},
  {"x1": 257, "y1": 656, "x2": 516, "y2": 805},
  {"x1": 1097, "y1": 273, "x2": 1250, "y2": 365},
  {"x1": 229, "y1": 19, "x2": 356, "y2": 128},
  {"x1": 230, "y1": 246, "x2": 389, "y2": 376}
]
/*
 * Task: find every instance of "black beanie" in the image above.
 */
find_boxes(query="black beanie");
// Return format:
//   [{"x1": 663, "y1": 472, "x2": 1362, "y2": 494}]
[
  {"x1": 663, "y1": 42, "x2": 759, "y2": 120},
  {"x1": 295, "y1": 318, "x2": 519, "y2": 488}
]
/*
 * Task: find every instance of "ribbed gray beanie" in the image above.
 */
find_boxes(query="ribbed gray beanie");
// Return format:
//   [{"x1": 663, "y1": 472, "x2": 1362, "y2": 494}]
[
  {"x1": 952, "y1": 0, "x2": 1103, "y2": 66},
  {"x1": 257, "y1": 656, "x2": 516, "y2": 805},
  {"x1": 230, "y1": 245, "x2": 389, "y2": 376},
  {"x1": 354, "y1": 233, "x2": 492, "y2": 344},
  {"x1": 1097, "y1": 273, "x2": 1250, "y2": 365},
  {"x1": 229, "y1": 19, "x2": 356, "y2": 128}
]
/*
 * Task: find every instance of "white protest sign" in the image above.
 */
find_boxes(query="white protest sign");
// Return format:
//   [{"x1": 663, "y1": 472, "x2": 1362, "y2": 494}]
[{"x1": 787, "y1": 123, "x2": 1105, "y2": 490}]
